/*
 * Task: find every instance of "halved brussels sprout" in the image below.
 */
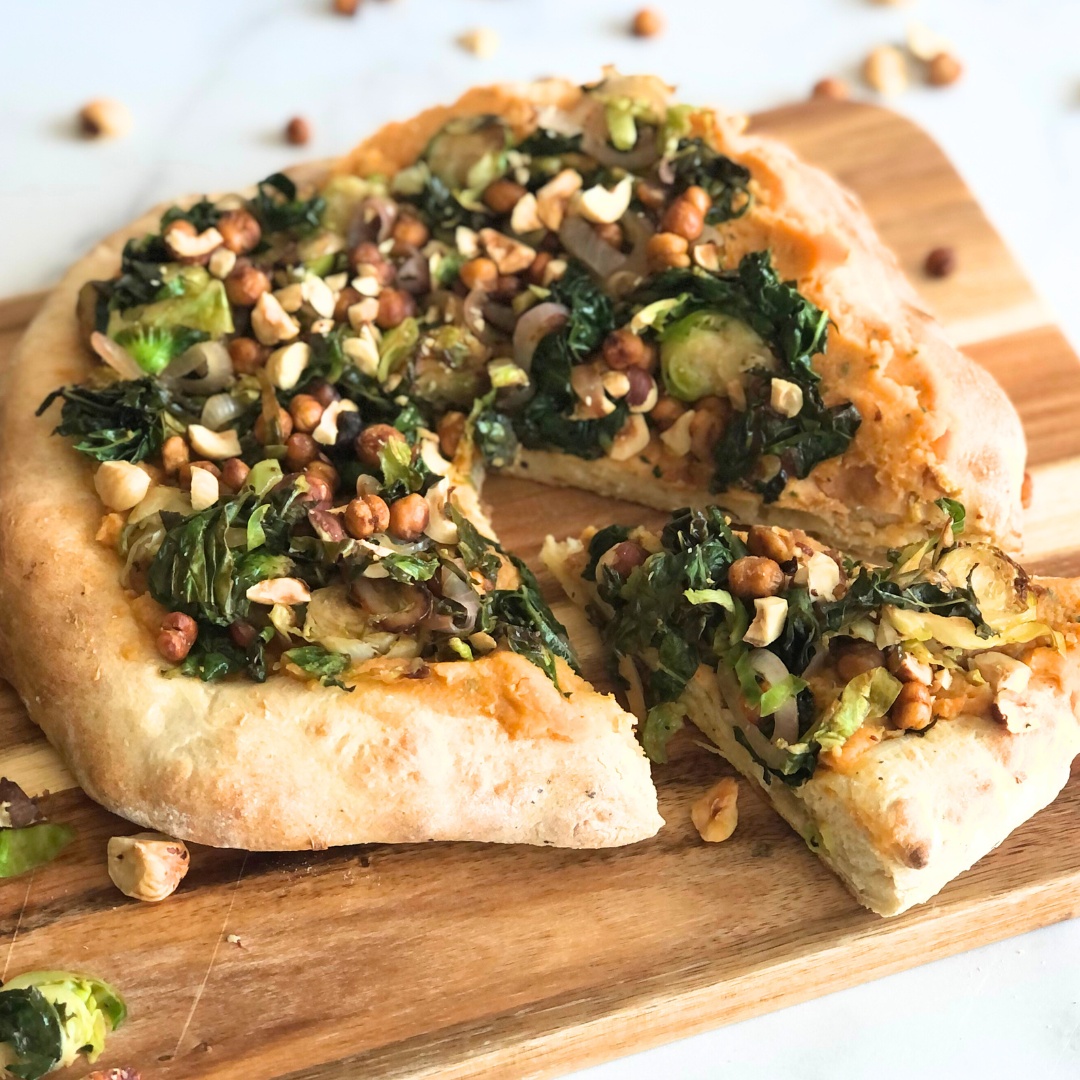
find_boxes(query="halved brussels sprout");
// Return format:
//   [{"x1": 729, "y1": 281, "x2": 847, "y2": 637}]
[
  {"x1": 423, "y1": 116, "x2": 510, "y2": 191},
  {"x1": 660, "y1": 311, "x2": 774, "y2": 402}
]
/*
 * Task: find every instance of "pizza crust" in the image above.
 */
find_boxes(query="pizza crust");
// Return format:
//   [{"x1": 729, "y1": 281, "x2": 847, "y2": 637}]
[
  {"x1": 341, "y1": 79, "x2": 1025, "y2": 556},
  {"x1": 0, "y1": 199, "x2": 662, "y2": 851},
  {"x1": 543, "y1": 537, "x2": 1080, "y2": 915}
]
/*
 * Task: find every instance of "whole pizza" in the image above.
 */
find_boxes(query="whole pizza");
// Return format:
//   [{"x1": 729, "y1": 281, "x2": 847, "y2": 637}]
[{"x1": 1, "y1": 72, "x2": 1070, "y2": 917}]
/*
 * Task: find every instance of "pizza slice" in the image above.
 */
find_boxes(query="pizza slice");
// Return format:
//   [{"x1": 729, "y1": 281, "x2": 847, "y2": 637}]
[
  {"x1": 339, "y1": 70, "x2": 1026, "y2": 554},
  {"x1": 0, "y1": 194, "x2": 661, "y2": 851},
  {"x1": 543, "y1": 505, "x2": 1080, "y2": 914}
]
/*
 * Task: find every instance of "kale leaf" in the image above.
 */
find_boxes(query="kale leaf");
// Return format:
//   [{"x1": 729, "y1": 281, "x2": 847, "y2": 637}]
[
  {"x1": 161, "y1": 197, "x2": 222, "y2": 234},
  {"x1": 37, "y1": 378, "x2": 197, "y2": 463},
  {"x1": 517, "y1": 129, "x2": 584, "y2": 158},
  {"x1": 283, "y1": 645, "x2": 352, "y2": 690},
  {"x1": 665, "y1": 138, "x2": 751, "y2": 223},
  {"x1": 0, "y1": 987, "x2": 64, "y2": 1080},
  {"x1": 250, "y1": 173, "x2": 325, "y2": 235},
  {"x1": 177, "y1": 624, "x2": 273, "y2": 683}
]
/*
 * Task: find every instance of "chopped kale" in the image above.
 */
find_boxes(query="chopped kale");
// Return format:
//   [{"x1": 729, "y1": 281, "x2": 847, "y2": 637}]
[
  {"x1": 665, "y1": 137, "x2": 752, "y2": 223},
  {"x1": 250, "y1": 173, "x2": 325, "y2": 235},
  {"x1": 283, "y1": 645, "x2": 352, "y2": 690}
]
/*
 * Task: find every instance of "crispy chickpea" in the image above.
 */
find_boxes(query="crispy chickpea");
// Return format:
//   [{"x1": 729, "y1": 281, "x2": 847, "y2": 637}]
[
  {"x1": 602, "y1": 328, "x2": 658, "y2": 372},
  {"x1": 356, "y1": 423, "x2": 406, "y2": 466},
  {"x1": 227, "y1": 336, "x2": 268, "y2": 374},
  {"x1": 525, "y1": 251, "x2": 552, "y2": 286},
  {"x1": 594, "y1": 222, "x2": 624, "y2": 249},
  {"x1": 307, "y1": 379, "x2": 340, "y2": 408},
  {"x1": 161, "y1": 611, "x2": 198, "y2": 644},
  {"x1": 161, "y1": 435, "x2": 190, "y2": 476},
  {"x1": 289, "y1": 393, "x2": 325, "y2": 434},
  {"x1": 646, "y1": 232, "x2": 691, "y2": 270},
  {"x1": 650, "y1": 395, "x2": 687, "y2": 430},
  {"x1": 253, "y1": 406, "x2": 293, "y2": 445},
  {"x1": 217, "y1": 209, "x2": 261, "y2": 255},
  {"x1": 392, "y1": 215, "x2": 430, "y2": 249},
  {"x1": 225, "y1": 262, "x2": 271, "y2": 307},
  {"x1": 890, "y1": 681, "x2": 933, "y2": 731},
  {"x1": 834, "y1": 640, "x2": 886, "y2": 683},
  {"x1": 747, "y1": 525, "x2": 795, "y2": 564},
  {"x1": 681, "y1": 185, "x2": 713, "y2": 217},
  {"x1": 689, "y1": 396, "x2": 728, "y2": 461},
  {"x1": 349, "y1": 242, "x2": 395, "y2": 284},
  {"x1": 437, "y1": 411, "x2": 467, "y2": 459},
  {"x1": 606, "y1": 541, "x2": 648, "y2": 579},
  {"x1": 344, "y1": 493, "x2": 391, "y2": 539},
  {"x1": 229, "y1": 620, "x2": 258, "y2": 649},
  {"x1": 376, "y1": 288, "x2": 416, "y2": 330},
  {"x1": 157, "y1": 629, "x2": 193, "y2": 663},
  {"x1": 334, "y1": 285, "x2": 363, "y2": 323},
  {"x1": 726, "y1": 556, "x2": 785, "y2": 599},
  {"x1": 285, "y1": 432, "x2": 320, "y2": 472},
  {"x1": 483, "y1": 178, "x2": 527, "y2": 215},
  {"x1": 305, "y1": 459, "x2": 340, "y2": 495},
  {"x1": 220, "y1": 457, "x2": 251, "y2": 492},
  {"x1": 661, "y1": 196, "x2": 705, "y2": 242},
  {"x1": 459, "y1": 257, "x2": 499, "y2": 291},
  {"x1": 388, "y1": 493, "x2": 430, "y2": 541}
]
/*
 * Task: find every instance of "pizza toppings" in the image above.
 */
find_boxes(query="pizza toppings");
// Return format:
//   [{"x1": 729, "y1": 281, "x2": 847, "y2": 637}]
[
  {"x1": 0, "y1": 780, "x2": 75, "y2": 880},
  {"x1": 0, "y1": 972, "x2": 127, "y2": 1080},
  {"x1": 574, "y1": 501, "x2": 1058, "y2": 783}
]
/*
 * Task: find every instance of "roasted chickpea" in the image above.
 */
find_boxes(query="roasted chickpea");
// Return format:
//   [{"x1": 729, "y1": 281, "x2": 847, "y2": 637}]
[
  {"x1": 285, "y1": 432, "x2": 320, "y2": 472},
  {"x1": 681, "y1": 185, "x2": 713, "y2": 217},
  {"x1": 305, "y1": 459, "x2": 340, "y2": 495},
  {"x1": 217, "y1": 209, "x2": 262, "y2": 255},
  {"x1": 220, "y1": 457, "x2": 250, "y2": 492},
  {"x1": 388, "y1": 493, "x2": 430, "y2": 541},
  {"x1": 594, "y1": 222, "x2": 624, "y2": 249},
  {"x1": 646, "y1": 232, "x2": 691, "y2": 270},
  {"x1": 349, "y1": 241, "x2": 395, "y2": 285},
  {"x1": 376, "y1": 288, "x2": 416, "y2": 330},
  {"x1": 157, "y1": 629, "x2": 193, "y2": 663},
  {"x1": 161, "y1": 611, "x2": 198, "y2": 644},
  {"x1": 344, "y1": 493, "x2": 391, "y2": 539},
  {"x1": 392, "y1": 215, "x2": 430, "y2": 249},
  {"x1": 726, "y1": 556, "x2": 785, "y2": 599},
  {"x1": 525, "y1": 251, "x2": 552, "y2": 286},
  {"x1": 747, "y1": 525, "x2": 795, "y2": 564},
  {"x1": 483, "y1": 178, "x2": 527, "y2": 215},
  {"x1": 253, "y1": 406, "x2": 293, "y2": 445},
  {"x1": 602, "y1": 328, "x2": 658, "y2": 372},
  {"x1": 459, "y1": 257, "x2": 499, "y2": 291},
  {"x1": 227, "y1": 336, "x2": 268, "y2": 374},
  {"x1": 834, "y1": 640, "x2": 886, "y2": 683},
  {"x1": 437, "y1": 410, "x2": 467, "y2": 459},
  {"x1": 289, "y1": 393, "x2": 325, "y2": 434},
  {"x1": 890, "y1": 681, "x2": 933, "y2": 731},
  {"x1": 355, "y1": 423, "x2": 405, "y2": 466},
  {"x1": 225, "y1": 262, "x2": 271, "y2": 307},
  {"x1": 661, "y1": 196, "x2": 705, "y2": 242},
  {"x1": 229, "y1": 620, "x2": 258, "y2": 649},
  {"x1": 334, "y1": 285, "x2": 363, "y2": 323},
  {"x1": 650, "y1": 395, "x2": 687, "y2": 430},
  {"x1": 161, "y1": 435, "x2": 190, "y2": 476}
]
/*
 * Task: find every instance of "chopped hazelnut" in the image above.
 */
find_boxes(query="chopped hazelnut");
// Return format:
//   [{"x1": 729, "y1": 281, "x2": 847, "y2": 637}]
[
  {"x1": 108, "y1": 832, "x2": 190, "y2": 902},
  {"x1": 78, "y1": 98, "x2": 132, "y2": 139},
  {"x1": 457, "y1": 27, "x2": 499, "y2": 58},
  {"x1": 691, "y1": 777, "x2": 739, "y2": 843},
  {"x1": 863, "y1": 45, "x2": 909, "y2": 96}
]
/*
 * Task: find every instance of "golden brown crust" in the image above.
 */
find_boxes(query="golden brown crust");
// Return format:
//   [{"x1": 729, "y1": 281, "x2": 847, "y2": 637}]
[
  {"x1": 0, "y1": 197, "x2": 662, "y2": 852},
  {"x1": 340, "y1": 79, "x2": 1025, "y2": 555},
  {"x1": 543, "y1": 536, "x2": 1080, "y2": 915}
]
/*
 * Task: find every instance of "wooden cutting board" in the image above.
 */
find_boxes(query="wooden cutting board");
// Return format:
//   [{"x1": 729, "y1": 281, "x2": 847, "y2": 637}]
[{"x1": 2, "y1": 98, "x2": 1080, "y2": 1080}]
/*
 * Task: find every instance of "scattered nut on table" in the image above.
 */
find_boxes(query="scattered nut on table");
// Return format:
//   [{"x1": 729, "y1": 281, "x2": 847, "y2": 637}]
[
  {"x1": 285, "y1": 116, "x2": 311, "y2": 146},
  {"x1": 78, "y1": 99, "x2": 132, "y2": 139},
  {"x1": 927, "y1": 52, "x2": 964, "y2": 87},
  {"x1": 108, "y1": 832, "x2": 190, "y2": 902},
  {"x1": 691, "y1": 777, "x2": 739, "y2": 843},
  {"x1": 924, "y1": 245, "x2": 957, "y2": 278},
  {"x1": 631, "y1": 7, "x2": 664, "y2": 38},
  {"x1": 457, "y1": 27, "x2": 499, "y2": 58},
  {"x1": 863, "y1": 45, "x2": 909, "y2": 97},
  {"x1": 812, "y1": 77, "x2": 850, "y2": 101}
]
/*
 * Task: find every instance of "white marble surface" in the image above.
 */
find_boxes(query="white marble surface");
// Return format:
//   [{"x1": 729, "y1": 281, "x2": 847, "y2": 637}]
[{"x1": 3, "y1": 1, "x2": 1080, "y2": 1076}]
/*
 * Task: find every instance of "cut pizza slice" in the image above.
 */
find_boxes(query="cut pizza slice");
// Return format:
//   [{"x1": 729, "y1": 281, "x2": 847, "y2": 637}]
[
  {"x1": 338, "y1": 70, "x2": 1026, "y2": 554},
  {"x1": 0, "y1": 201, "x2": 661, "y2": 851},
  {"x1": 543, "y1": 505, "x2": 1080, "y2": 914}
]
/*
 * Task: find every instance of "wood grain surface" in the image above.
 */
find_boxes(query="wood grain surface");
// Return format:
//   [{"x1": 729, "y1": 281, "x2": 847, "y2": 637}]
[{"x1": 1, "y1": 99, "x2": 1079, "y2": 1080}]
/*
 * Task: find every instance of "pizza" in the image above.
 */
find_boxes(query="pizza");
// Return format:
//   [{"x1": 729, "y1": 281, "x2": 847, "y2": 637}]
[
  {"x1": 0, "y1": 71, "x2": 1029, "y2": 856},
  {"x1": 543, "y1": 507, "x2": 1080, "y2": 915}
]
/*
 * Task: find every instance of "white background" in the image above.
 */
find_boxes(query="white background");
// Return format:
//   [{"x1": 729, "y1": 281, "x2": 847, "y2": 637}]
[{"x1": 2, "y1": 1, "x2": 1080, "y2": 1076}]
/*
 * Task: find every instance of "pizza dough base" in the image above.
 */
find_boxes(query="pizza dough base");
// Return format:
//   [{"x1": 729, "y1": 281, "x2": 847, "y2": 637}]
[
  {"x1": 544, "y1": 538, "x2": 1080, "y2": 915},
  {"x1": 0, "y1": 194, "x2": 662, "y2": 851},
  {"x1": 341, "y1": 79, "x2": 1026, "y2": 556}
]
